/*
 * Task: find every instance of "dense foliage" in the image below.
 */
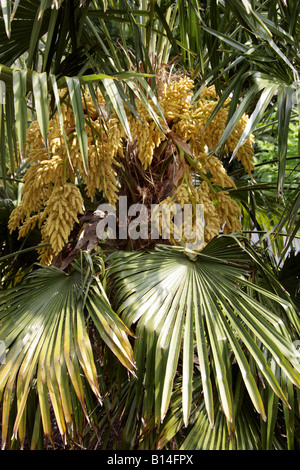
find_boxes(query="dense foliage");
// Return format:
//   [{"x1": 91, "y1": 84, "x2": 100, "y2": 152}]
[{"x1": 0, "y1": 0, "x2": 299, "y2": 450}]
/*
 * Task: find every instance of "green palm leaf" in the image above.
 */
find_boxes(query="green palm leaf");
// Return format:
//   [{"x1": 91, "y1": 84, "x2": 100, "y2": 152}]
[
  {"x1": 0, "y1": 259, "x2": 135, "y2": 447},
  {"x1": 0, "y1": 0, "x2": 11, "y2": 38},
  {"x1": 109, "y1": 236, "x2": 300, "y2": 428},
  {"x1": 32, "y1": 71, "x2": 49, "y2": 146}
]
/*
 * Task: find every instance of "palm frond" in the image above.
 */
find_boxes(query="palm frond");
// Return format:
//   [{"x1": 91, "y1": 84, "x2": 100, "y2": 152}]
[
  {"x1": 109, "y1": 236, "x2": 300, "y2": 431},
  {"x1": 0, "y1": 255, "x2": 135, "y2": 448}
]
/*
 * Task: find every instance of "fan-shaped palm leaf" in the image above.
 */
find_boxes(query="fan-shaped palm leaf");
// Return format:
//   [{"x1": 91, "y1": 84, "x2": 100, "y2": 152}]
[
  {"x1": 109, "y1": 236, "x2": 300, "y2": 430},
  {"x1": 0, "y1": 256, "x2": 135, "y2": 448}
]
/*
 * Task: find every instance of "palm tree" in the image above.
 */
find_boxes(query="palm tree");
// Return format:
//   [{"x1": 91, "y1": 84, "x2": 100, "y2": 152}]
[{"x1": 0, "y1": 0, "x2": 299, "y2": 450}]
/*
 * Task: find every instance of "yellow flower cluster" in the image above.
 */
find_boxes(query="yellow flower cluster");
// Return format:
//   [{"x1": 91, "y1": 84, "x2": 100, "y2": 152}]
[
  {"x1": 215, "y1": 190, "x2": 242, "y2": 235},
  {"x1": 9, "y1": 75, "x2": 254, "y2": 262},
  {"x1": 160, "y1": 76, "x2": 194, "y2": 122},
  {"x1": 140, "y1": 77, "x2": 254, "y2": 183},
  {"x1": 82, "y1": 116, "x2": 124, "y2": 205},
  {"x1": 127, "y1": 101, "x2": 167, "y2": 168},
  {"x1": 151, "y1": 193, "x2": 205, "y2": 250},
  {"x1": 9, "y1": 89, "x2": 124, "y2": 264},
  {"x1": 8, "y1": 156, "x2": 64, "y2": 234},
  {"x1": 156, "y1": 177, "x2": 242, "y2": 248},
  {"x1": 190, "y1": 85, "x2": 255, "y2": 176},
  {"x1": 43, "y1": 183, "x2": 83, "y2": 254},
  {"x1": 152, "y1": 78, "x2": 254, "y2": 248},
  {"x1": 54, "y1": 92, "x2": 124, "y2": 206},
  {"x1": 35, "y1": 184, "x2": 84, "y2": 265}
]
